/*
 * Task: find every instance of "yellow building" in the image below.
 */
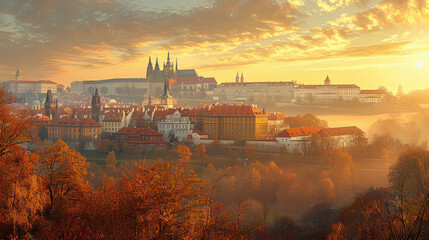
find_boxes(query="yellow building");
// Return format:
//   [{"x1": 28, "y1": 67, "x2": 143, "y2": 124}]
[
  {"x1": 47, "y1": 118, "x2": 102, "y2": 142},
  {"x1": 202, "y1": 105, "x2": 268, "y2": 140}
]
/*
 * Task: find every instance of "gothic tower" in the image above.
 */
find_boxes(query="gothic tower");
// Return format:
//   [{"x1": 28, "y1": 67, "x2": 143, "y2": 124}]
[
  {"x1": 146, "y1": 56, "x2": 153, "y2": 81},
  {"x1": 241, "y1": 73, "x2": 244, "y2": 83},
  {"x1": 236, "y1": 72, "x2": 239, "y2": 83},
  {"x1": 15, "y1": 69, "x2": 21, "y2": 81},
  {"x1": 154, "y1": 57, "x2": 160, "y2": 71},
  {"x1": 44, "y1": 90, "x2": 58, "y2": 119},
  {"x1": 91, "y1": 88, "x2": 101, "y2": 123},
  {"x1": 163, "y1": 52, "x2": 174, "y2": 82}
]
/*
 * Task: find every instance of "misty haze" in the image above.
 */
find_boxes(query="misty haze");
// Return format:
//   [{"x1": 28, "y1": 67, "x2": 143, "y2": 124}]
[{"x1": 0, "y1": 0, "x2": 428, "y2": 239}]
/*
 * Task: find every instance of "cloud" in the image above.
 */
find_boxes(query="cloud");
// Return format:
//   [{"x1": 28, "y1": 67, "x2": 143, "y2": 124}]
[
  {"x1": 316, "y1": 0, "x2": 371, "y2": 12},
  {"x1": 0, "y1": 0, "x2": 303, "y2": 80},
  {"x1": 0, "y1": 0, "x2": 427, "y2": 82}
]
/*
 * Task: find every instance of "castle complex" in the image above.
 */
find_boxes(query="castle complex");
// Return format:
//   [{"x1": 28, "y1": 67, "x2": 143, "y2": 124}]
[{"x1": 70, "y1": 53, "x2": 217, "y2": 97}]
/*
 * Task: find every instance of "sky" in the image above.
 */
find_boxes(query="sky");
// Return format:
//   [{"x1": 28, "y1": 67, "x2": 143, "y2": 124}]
[{"x1": 0, "y1": 0, "x2": 428, "y2": 93}]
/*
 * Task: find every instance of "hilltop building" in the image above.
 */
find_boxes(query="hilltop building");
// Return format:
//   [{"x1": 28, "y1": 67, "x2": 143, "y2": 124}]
[
  {"x1": 213, "y1": 79, "x2": 295, "y2": 102},
  {"x1": 71, "y1": 53, "x2": 216, "y2": 98},
  {"x1": 294, "y1": 75, "x2": 360, "y2": 103},
  {"x1": 2, "y1": 70, "x2": 57, "y2": 96}
]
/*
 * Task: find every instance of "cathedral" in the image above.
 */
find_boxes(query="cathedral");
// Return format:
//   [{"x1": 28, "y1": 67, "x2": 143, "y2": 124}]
[{"x1": 146, "y1": 52, "x2": 199, "y2": 83}]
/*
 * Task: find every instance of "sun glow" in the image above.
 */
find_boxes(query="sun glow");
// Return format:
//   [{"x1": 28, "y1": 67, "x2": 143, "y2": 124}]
[{"x1": 416, "y1": 62, "x2": 425, "y2": 69}]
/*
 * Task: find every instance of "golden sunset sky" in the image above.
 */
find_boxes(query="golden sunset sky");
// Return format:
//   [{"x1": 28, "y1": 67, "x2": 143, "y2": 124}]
[{"x1": 0, "y1": 0, "x2": 428, "y2": 93}]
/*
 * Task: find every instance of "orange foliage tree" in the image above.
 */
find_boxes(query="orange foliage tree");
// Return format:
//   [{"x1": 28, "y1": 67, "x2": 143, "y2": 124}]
[
  {"x1": 0, "y1": 89, "x2": 34, "y2": 159},
  {"x1": 194, "y1": 144, "x2": 208, "y2": 163},
  {"x1": 38, "y1": 139, "x2": 91, "y2": 216}
]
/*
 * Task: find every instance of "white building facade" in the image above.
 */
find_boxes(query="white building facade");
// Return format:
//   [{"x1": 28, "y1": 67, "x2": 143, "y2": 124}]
[{"x1": 157, "y1": 110, "x2": 191, "y2": 142}]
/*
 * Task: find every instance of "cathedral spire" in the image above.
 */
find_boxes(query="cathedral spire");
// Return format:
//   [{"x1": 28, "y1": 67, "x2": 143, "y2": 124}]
[
  {"x1": 176, "y1": 57, "x2": 178, "y2": 71},
  {"x1": 162, "y1": 75, "x2": 171, "y2": 98},
  {"x1": 155, "y1": 57, "x2": 160, "y2": 71},
  {"x1": 15, "y1": 69, "x2": 21, "y2": 81},
  {"x1": 236, "y1": 72, "x2": 239, "y2": 83},
  {"x1": 241, "y1": 73, "x2": 244, "y2": 83}
]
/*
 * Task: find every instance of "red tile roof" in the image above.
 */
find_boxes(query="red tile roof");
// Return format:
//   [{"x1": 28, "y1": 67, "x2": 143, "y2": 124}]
[
  {"x1": 191, "y1": 129, "x2": 208, "y2": 136},
  {"x1": 153, "y1": 108, "x2": 191, "y2": 119},
  {"x1": 103, "y1": 112, "x2": 123, "y2": 122},
  {"x1": 116, "y1": 127, "x2": 162, "y2": 136},
  {"x1": 204, "y1": 105, "x2": 267, "y2": 117},
  {"x1": 318, "y1": 126, "x2": 363, "y2": 137},
  {"x1": 277, "y1": 126, "x2": 325, "y2": 138},
  {"x1": 202, "y1": 77, "x2": 217, "y2": 83},
  {"x1": 221, "y1": 81, "x2": 294, "y2": 86},
  {"x1": 268, "y1": 112, "x2": 286, "y2": 121},
  {"x1": 49, "y1": 118, "x2": 101, "y2": 127}
]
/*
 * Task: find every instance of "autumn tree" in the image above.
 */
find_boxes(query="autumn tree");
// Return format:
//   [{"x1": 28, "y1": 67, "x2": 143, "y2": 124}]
[
  {"x1": 208, "y1": 139, "x2": 222, "y2": 153},
  {"x1": 284, "y1": 114, "x2": 328, "y2": 128},
  {"x1": 118, "y1": 160, "x2": 205, "y2": 239},
  {"x1": 105, "y1": 151, "x2": 117, "y2": 177},
  {"x1": 329, "y1": 188, "x2": 429, "y2": 240},
  {"x1": 38, "y1": 139, "x2": 91, "y2": 216},
  {"x1": 389, "y1": 148, "x2": 429, "y2": 197},
  {"x1": 194, "y1": 144, "x2": 208, "y2": 163},
  {"x1": 0, "y1": 148, "x2": 46, "y2": 238},
  {"x1": 245, "y1": 144, "x2": 256, "y2": 159},
  {"x1": 0, "y1": 89, "x2": 35, "y2": 159},
  {"x1": 98, "y1": 139, "x2": 112, "y2": 152},
  {"x1": 0, "y1": 89, "x2": 44, "y2": 237}
]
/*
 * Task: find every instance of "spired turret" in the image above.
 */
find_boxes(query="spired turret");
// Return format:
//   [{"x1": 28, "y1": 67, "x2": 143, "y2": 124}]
[
  {"x1": 324, "y1": 75, "x2": 331, "y2": 85},
  {"x1": 236, "y1": 72, "x2": 239, "y2": 83},
  {"x1": 15, "y1": 69, "x2": 21, "y2": 81},
  {"x1": 91, "y1": 88, "x2": 101, "y2": 123},
  {"x1": 154, "y1": 57, "x2": 160, "y2": 71},
  {"x1": 44, "y1": 90, "x2": 58, "y2": 119},
  {"x1": 146, "y1": 56, "x2": 154, "y2": 81}
]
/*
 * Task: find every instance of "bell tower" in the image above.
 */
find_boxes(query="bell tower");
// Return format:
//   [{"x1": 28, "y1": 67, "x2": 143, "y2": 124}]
[
  {"x1": 91, "y1": 88, "x2": 101, "y2": 123},
  {"x1": 44, "y1": 90, "x2": 58, "y2": 119}
]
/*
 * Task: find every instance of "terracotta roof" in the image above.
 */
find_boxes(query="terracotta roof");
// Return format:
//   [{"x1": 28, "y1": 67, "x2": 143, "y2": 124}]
[
  {"x1": 116, "y1": 127, "x2": 162, "y2": 136},
  {"x1": 103, "y1": 112, "x2": 123, "y2": 122},
  {"x1": 57, "y1": 84, "x2": 65, "y2": 88},
  {"x1": 175, "y1": 76, "x2": 202, "y2": 84},
  {"x1": 153, "y1": 108, "x2": 191, "y2": 119},
  {"x1": 192, "y1": 129, "x2": 208, "y2": 136},
  {"x1": 202, "y1": 77, "x2": 217, "y2": 83},
  {"x1": 359, "y1": 90, "x2": 387, "y2": 94},
  {"x1": 277, "y1": 126, "x2": 325, "y2": 138},
  {"x1": 221, "y1": 81, "x2": 294, "y2": 86},
  {"x1": 268, "y1": 112, "x2": 286, "y2": 121},
  {"x1": 49, "y1": 118, "x2": 101, "y2": 127},
  {"x1": 318, "y1": 126, "x2": 363, "y2": 137},
  {"x1": 204, "y1": 105, "x2": 267, "y2": 117}
]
